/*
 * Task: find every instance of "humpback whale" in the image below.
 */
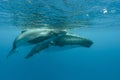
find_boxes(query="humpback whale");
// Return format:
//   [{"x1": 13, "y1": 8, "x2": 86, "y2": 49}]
[
  {"x1": 7, "y1": 29, "x2": 67, "y2": 58},
  {"x1": 25, "y1": 34, "x2": 93, "y2": 59},
  {"x1": 53, "y1": 34, "x2": 93, "y2": 47}
]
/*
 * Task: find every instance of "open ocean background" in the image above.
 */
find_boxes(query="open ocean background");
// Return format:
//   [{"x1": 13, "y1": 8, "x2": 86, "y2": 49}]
[{"x1": 0, "y1": 0, "x2": 120, "y2": 80}]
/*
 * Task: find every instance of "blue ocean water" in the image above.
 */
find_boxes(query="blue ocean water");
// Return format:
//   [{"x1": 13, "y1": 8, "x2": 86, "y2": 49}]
[{"x1": 0, "y1": 0, "x2": 120, "y2": 80}]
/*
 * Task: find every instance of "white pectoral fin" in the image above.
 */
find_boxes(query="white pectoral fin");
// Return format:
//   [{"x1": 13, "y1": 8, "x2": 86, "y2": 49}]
[{"x1": 25, "y1": 42, "x2": 50, "y2": 59}]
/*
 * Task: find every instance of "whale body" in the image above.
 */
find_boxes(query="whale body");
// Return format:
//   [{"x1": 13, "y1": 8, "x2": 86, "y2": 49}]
[
  {"x1": 25, "y1": 34, "x2": 93, "y2": 59},
  {"x1": 53, "y1": 34, "x2": 93, "y2": 47}
]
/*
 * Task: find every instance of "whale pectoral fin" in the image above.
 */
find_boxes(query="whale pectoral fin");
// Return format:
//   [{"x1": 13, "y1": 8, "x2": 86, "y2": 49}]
[{"x1": 25, "y1": 42, "x2": 50, "y2": 59}]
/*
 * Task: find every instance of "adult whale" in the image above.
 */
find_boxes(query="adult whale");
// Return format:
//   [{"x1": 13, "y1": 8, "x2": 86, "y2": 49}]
[
  {"x1": 7, "y1": 29, "x2": 67, "y2": 58},
  {"x1": 25, "y1": 34, "x2": 93, "y2": 59}
]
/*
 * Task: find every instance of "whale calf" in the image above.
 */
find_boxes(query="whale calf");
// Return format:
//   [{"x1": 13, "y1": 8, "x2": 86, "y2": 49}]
[
  {"x1": 25, "y1": 34, "x2": 93, "y2": 59},
  {"x1": 7, "y1": 29, "x2": 67, "y2": 58},
  {"x1": 53, "y1": 34, "x2": 93, "y2": 47}
]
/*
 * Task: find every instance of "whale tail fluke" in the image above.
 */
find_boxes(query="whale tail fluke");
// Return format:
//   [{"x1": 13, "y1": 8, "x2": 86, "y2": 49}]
[{"x1": 7, "y1": 47, "x2": 17, "y2": 58}]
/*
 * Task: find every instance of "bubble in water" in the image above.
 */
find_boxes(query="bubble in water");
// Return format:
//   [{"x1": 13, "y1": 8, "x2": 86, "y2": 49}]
[
  {"x1": 102, "y1": 8, "x2": 108, "y2": 14},
  {"x1": 111, "y1": 10, "x2": 116, "y2": 13},
  {"x1": 86, "y1": 14, "x2": 89, "y2": 17}
]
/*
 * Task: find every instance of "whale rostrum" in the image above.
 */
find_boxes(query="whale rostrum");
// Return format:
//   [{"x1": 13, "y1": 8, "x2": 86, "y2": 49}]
[{"x1": 7, "y1": 29, "x2": 93, "y2": 59}]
